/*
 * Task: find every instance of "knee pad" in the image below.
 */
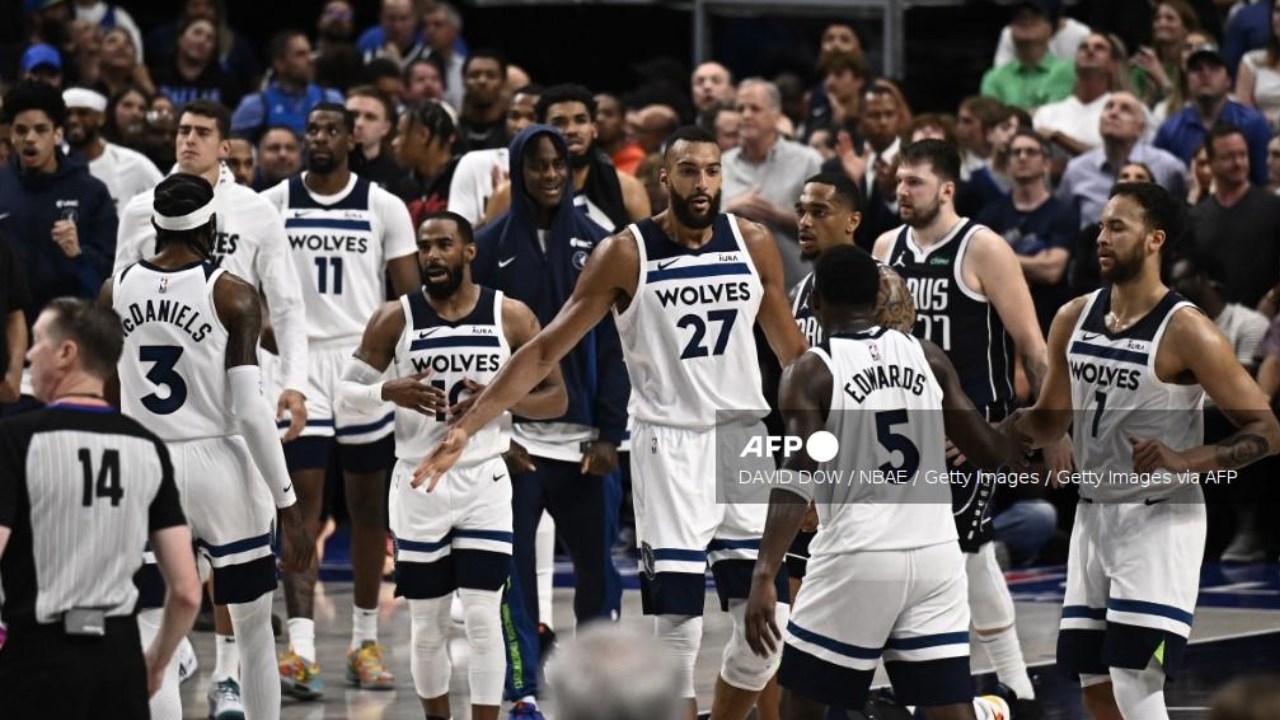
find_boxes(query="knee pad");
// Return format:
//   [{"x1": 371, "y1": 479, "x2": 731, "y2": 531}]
[
  {"x1": 459, "y1": 588, "x2": 505, "y2": 705},
  {"x1": 655, "y1": 613, "x2": 702, "y2": 698},
  {"x1": 1111, "y1": 664, "x2": 1168, "y2": 720},
  {"x1": 721, "y1": 600, "x2": 787, "y2": 692},
  {"x1": 409, "y1": 597, "x2": 453, "y2": 699}
]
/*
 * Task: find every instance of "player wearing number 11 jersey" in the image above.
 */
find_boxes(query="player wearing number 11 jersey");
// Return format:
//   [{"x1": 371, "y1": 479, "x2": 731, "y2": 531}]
[
  {"x1": 259, "y1": 103, "x2": 419, "y2": 694},
  {"x1": 413, "y1": 126, "x2": 810, "y2": 720}
]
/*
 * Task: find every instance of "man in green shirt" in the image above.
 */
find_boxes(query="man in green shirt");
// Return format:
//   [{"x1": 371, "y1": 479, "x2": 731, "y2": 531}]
[{"x1": 981, "y1": 1, "x2": 1077, "y2": 110}]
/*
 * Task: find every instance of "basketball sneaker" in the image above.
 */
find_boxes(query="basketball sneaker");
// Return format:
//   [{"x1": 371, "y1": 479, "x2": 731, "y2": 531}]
[
  {"x1": 509, "y1": 700, "x2": 545, "y2": 718},
  {"x1": 207, "y1": 678, "x2": 246, "y2": 720},
  {"x1": 346, "y1": 640, "x2": 395, "y2": 690},
  {"x1": 279, "y1": 648, "x2": 326, "y2": 699},
  {"x1": 176, "y1": 636, "x2": 198, "y2": 684}
]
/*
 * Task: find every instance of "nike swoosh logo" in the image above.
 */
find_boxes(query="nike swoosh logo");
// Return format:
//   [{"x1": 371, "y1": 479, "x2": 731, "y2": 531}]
[
  {"x1": 293, "y1": 210, "x2": 320, "y2": 218},
  {"x1": 282, "y1": 483, "x2": 292, "y2": 493},
  {"x1": 493, "y1": 474, "x2": 505, "y2": 482},
  {"x1": 1081, "y1": 332, "x2": 1102, "y2": 341},
  {"x1": 656, "y1": 259, "x2": 681, "y2": 271},
  {"x1": 498, "y1": 257, "x2": 516, "y2": 268},
  {"x1": 417, "y1": 328, "x2": 440, "y2": 339}
]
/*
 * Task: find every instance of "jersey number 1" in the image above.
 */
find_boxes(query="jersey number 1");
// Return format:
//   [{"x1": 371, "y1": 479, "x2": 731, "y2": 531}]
[
  {"x1": 678, "y1": 309, "x2": 738, "y2": 359},
  {"x1": 78, "y1": 448, "x2": 123, "y2": 507}
]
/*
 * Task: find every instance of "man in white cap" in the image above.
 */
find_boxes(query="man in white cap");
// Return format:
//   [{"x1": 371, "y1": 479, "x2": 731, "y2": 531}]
[{"x1": 63, "y1": 86, "x2": 162, "y2": 215}]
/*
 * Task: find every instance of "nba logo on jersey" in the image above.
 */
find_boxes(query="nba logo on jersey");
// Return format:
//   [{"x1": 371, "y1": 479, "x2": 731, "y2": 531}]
[
  {"x1": 869, "y1": 342, "x2": 882, "y2": 362},
  {"x1": 158, "y1": 277, "x2": 168, "y2": 294}
]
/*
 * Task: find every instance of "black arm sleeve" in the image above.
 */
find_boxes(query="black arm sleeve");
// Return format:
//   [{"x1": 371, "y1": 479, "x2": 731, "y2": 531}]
[{"x1": 147, "y1": 440, "x2": 186, "y2": 531}]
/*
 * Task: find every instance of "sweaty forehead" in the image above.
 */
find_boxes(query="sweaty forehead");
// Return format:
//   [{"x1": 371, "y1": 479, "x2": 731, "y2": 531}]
[
  {"x1": 419, "y1": 219, "x2": 459, "y2": 241},
  {"x1": 667, "y1": 140, "x2": 721, "y2": 166}
]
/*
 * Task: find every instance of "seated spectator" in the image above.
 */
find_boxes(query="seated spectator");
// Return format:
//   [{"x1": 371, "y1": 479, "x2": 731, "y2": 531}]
[
  {"x1": 1059, "y1": 91, "x2": 1186, "y2": 228},
  {"x1": 1188, "y1": 143, "x2": 1214, "y2": 204},
  {"x1": 980, "y1": 0, "x2": 1075, "y2": 110},
  {"x1": 1155, "y1": 42, "x2": 1272, "y2": 186},
  {"x1": 346, "y1": 85, "x2": 415, "y2": 200},
  {"x1": 775, "y1": 72, "x2": 809, "y2": 139},
  {"x1": 992, "y1": 0, "x2": 1092, "y2": 67},
  {"x1": 699, "y1": 101, "x2": 741, "y2": 152},
  {"x1": 253, "y1": 125, "x2": 302, "y2": 191},
  {"x1": 1235, "y1": 4, "x2": 1280, "y2": 127},
  {"x1": 807, "y1": 127, "x2": 837, "y2": 161},
  {"x1": 977, "y1": 129, "x2": 1078, "y2": 335},
  {"x1": 1187, "y1": 124, "x2": 1280, "y2": 309},
  {"x1": 956, "y1": 95, "x2": 1009, "y2": 179},
  {"x1": 817, "y1": 51, "x2": 870, "y2": 132},
  {"x1": 422, "y1": 2, "x2": 466, "y2": 110},
  {"x1": 402, "y1": 56, "x2": 446, "y2": 106},
  {"x1": 225, "y1": 136, "x2": 254, "y2": 186},
  {"x1": 992, "y1": 494, "x2": 1058, "y2": 569},
  {"x1": 595, "y1": 93, "x2": 644, "y2": 175},
  {"x1": 364, "y1": 58, "x2": 407, "y2": 112},
  {"x1": 1223, "y1": 0, "x2": 1274, "y2": 75},
  {"x1": 94, "y1": 26, "x2": 154, "y2": 98},
  {"x1": 312, "y1": 0, "x2": 362, "y2": 93},
  {"x1": 103, "y1": 83, "x2": 148, "y2": 148},
  {"x1": 690, "y1": 61, "x2": 735, "y2": 114},
  {"x1": 149, "y1": 16, "x2": 241, "y2": 108},
  {"x1": 804, "y1": 22, "x2": 865, "y2": 136},
  {"x1": 828, "y1": 80, "x2": 910, "y2": 249},
  {"x1": 905, "y1": 112, "x2": 957, "y2": 145},
  {"x1": 230, "y1": 30, "x2": 343, "y2": 143},
  {"x1": 72, "y1": 0, "x2": 144, "y2": 64},
  {"x1": 356, "y1": 0, "x2": 428, "y2": 68},
  {"x1": 1069, "y1": 161, "x2": 1153, "y2": 295},
  {"x1": 1033, "y1": 32, "x2": 1122, "y2": 156},
  {"x1": 1172, "y1": 253, "x2": 1269, "y2": 369},
  {"x1": 67, "y1": 20, "x2": 104, "y2": 91},
  {"x1": 145, "y1": 0, "x2": 260, "y2": 92},
  {"x1": 19, "y1": 43, "x2": 64, "y2": 88},
  {"x1": 1132, "y1": 0, "x2": 1199, "y2": 108},
  {"x1": 456, "y1": 49, "x2": 510, "y2": 153}
]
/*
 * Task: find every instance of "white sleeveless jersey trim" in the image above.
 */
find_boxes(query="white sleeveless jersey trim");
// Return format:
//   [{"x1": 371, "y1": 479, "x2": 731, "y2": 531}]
[
  {"x1": 950, "y1": 222, "x2": 988, "y2": 303},
  {"x1": 114, "y1": 262, "x2": 235, "y2": 441},
  {"x1": 1145, "y1": 302, "x2": 1202, "y2": 390},
  {"x1": 612, "y1": 224, "x2": 646, "y2": 329},
  {"x1": 392, "y1": 289, "x2": 512, "y2": 463},
  {"x1": 805, "y1": 344, "x2": 839, "y2": 413},
  {"x1": 901, "y1": 219, "x2": 987, "y2": 302}
]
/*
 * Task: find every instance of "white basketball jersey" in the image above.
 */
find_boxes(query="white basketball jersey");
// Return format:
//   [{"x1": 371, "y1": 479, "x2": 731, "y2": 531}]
[
  {"x1": 807, "y1": 328, "x2": 957, "y2": 553},
  {"x1": 1068, "y1": 288, "x2": 1205, "y2": 503},
  {"x1": 270, "y1": 174, "x2": 415, "y2": 343},
  {"x1": 393, "y1": 287, "x2": 512, "y2": 463},
  {"x1": 113, "y1": 260, "x2": 234, "y2": 441},
  {"x1": 614, "y1": 214, "x2": 767, "y2": 430}
]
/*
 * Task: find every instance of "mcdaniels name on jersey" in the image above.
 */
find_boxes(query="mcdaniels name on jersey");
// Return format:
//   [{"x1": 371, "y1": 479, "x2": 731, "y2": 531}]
[{"x1": 119, "y1": 298, "x2": 213, "y2": 342}]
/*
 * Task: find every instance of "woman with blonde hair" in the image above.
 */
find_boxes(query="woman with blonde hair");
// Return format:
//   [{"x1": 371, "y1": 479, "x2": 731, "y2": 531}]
[
  {"x1": 1235, "y1": 1, "x2": 1280, "y2": 127},
  {"x1": 1132, "y1": 0, "x2": 1200, "y2": 108}
]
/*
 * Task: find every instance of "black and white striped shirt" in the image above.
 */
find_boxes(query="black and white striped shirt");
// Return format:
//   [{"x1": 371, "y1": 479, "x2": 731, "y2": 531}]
[{"x1": 0, "y1": 403, "x2": 185, "y2": 627}]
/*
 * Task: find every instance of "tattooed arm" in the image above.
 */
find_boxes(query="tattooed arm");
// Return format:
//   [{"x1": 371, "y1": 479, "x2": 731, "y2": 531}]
[
  {"x1": 1131, "y1": 307, "x2": 1280, "y2": 474},
  {"x1": 968, "y1": 229, "x2": 1050, "y2": 397},
  {"x1": 875, "y1": 265, "x2": 917, "y2": 334}
]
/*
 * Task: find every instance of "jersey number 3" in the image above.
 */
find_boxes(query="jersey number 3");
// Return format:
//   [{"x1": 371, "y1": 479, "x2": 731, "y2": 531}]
[
  {"x1": 140, "y1": 345, "x2": 188, "y2": 414},
  {"x1": 677, "y1": 309, "x2": 738, "y2": 359}
]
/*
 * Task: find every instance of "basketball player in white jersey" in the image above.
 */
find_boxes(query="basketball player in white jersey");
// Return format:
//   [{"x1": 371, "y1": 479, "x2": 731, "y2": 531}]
[
  {"x1": 339, "y1": 210, "x2": 566, "y2": 720},
  {"x1": 260, "y1": 102, "x2": 419, "y2": 695},
  {"x1": 113, "y1": 100, "x2": 306, "y2": 716},
  {"x1": 744, "y1": 245, "x2": 1027, "y2": 720},
  {"x1": 100, "y1": 173, "x2": 314, "y2": 720},
  {"x1": 871, "y1": 140, "x2": 1063, "y2": 708},
  {"x1": 1012, "y1": 182, "x2": 1280, "y2": 720},
  {"x1": 415, "y1": 125, "x2": 809, "y2": 720}
]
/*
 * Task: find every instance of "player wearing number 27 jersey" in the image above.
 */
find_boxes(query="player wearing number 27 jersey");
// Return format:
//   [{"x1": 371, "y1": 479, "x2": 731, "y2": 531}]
[{"x1": 412, "y1": 127, "x2": 810, "y2": 715}]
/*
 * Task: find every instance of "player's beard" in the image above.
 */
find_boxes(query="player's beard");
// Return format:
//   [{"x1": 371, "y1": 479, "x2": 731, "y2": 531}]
[
  {"x1": 309, "y1": 152, "x2": 337, "y2": 174},
  {"x1": 1100, "y1": 245, "x2": 1144, "y2": 284},
  {"x1": 669, "y1": 188, "x2": 721, "y2": 230},
  {"x1": 568, "y1": 147, "x2": 591, "y2": 169},
  {"x1": 422, "y1": 263, "x2": 465, "y2": 299},
  {"x1": 902, "y1": 192, "x2": 941, "y2": 229}
]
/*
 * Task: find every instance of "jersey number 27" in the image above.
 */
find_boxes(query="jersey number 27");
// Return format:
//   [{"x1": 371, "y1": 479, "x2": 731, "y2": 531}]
[{"x1": 677, "y1": 309, "x2": 738, "y2": 360}]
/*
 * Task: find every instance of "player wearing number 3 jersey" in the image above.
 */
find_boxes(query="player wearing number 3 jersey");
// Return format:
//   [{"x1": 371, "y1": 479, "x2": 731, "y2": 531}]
[
  {"x1": 339, "y1": 211, "x2": 565, "y2": 720},
  {"x1": 413, "y1": 126, "x2": 810, "y2": 720},
  {"x1": 103, "y1": 173, "x2": 314, "y2": 720}
]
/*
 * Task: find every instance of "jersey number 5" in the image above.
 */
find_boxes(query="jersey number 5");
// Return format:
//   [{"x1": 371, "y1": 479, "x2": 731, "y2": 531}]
[
  {"x1": 876, "y1": 409, "x2": 920, "y2": 482},
  {"x1": 140, "y1": 345, "x2": 188, "y2": 415},
  {"x1": 677, "y1": 309, "x2": 738, "y2": 360}
]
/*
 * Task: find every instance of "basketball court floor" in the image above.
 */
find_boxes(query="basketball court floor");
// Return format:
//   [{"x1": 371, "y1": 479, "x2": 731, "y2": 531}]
[{"x1": 177, "y1": 539, "x2": 1280, "y2": 719}]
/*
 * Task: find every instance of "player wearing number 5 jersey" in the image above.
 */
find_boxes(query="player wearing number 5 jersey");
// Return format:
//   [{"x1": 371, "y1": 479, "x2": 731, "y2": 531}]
[
  {"x1": 1012, "y1": 183, "x2": 1280, "y2": 720},
  {"x1": 259, "y1": 103, "x2": 420, "y2": 695},
  {"x1": 340, "y1": 211, "x2": 565, "y2": 720},
  {"x1": 415, "y1": 126, "x2": 810, "y2": 720},
  {"x1": 102, "y1": 173, "x2": 314, "y2": 720}
]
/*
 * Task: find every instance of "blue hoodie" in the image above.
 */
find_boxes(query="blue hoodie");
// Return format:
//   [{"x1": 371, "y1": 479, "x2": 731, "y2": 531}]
[
  {"x1": 473, "y1": 125, "x2": 628, "y2": 445},
  {"x1": 0, "y1": 151, "x2": 117, "y2": 330}
]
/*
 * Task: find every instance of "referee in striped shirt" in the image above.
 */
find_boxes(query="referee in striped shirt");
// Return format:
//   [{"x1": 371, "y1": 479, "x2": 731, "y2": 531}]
[{"x1": 0, "y1": 297, "x2": 201, "y2": 718}]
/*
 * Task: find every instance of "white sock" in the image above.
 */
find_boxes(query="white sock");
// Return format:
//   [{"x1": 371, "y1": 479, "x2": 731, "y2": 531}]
[
  {"x1": 287, "y1": 617, "x2": 317, "y2": 663},
  {"x1": 519, "y1": 696, "x2": 538, "y2": 707},
  {"x1": 228, "y1": 593, "x2": 281, "y2": 720},
  {"x1": 138, "y1": 609, "x2": 182, "y2": 720},
  {"x1": 409, "y1": 597, "x2": 453, "y2": 700},
  {"x1": 352, "y1": 605, "x2": 379, "y2": 648},
  {"x1": 978, "y1": 626, "x2": 1035, "y2": 700},
  {"x1": 213, "y1": 633, "x2": 239, "y2": 682},
  {"x1": 536, "y1": 511, "x2": 555, "y2": 630}
]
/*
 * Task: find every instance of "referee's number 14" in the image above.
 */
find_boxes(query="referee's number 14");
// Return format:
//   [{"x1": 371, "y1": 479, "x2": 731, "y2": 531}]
[{"x1": 78, "y1": 448, "x2": 123, "y2": 507}]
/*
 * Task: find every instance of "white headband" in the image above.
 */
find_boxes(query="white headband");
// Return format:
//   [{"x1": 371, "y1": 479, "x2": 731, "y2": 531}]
[
  {"x1": 62, "y1": 88, "x2": 107, "y2": 113},
  {"x1": 154, "y1": 203, "x2": 215, "y2": 231}
]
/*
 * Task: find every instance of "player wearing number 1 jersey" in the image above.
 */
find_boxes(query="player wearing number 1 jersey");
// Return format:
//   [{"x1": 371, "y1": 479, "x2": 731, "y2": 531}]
[
  {"x1": 339, "y1": 211, "x2": 565, "y2": 720},
  {"x1": 259, "y1": 103, "x2": 419, "y2": 695},
  {"x1": 415, "y1": 126, "x2": 809, "y2": 720},
  {"x1": 102, "y1": 173, "x2": 313, "y2": 720},
  {"x1": 872, "y1": 140, "x2": 1052, "y2": 708}
]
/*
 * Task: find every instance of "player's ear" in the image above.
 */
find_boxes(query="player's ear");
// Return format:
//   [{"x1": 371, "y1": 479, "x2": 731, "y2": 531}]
[
  {"x1": 463, "y1": 240, "x2": 477, "y2": 262},
  {"x1": 846, "y1": 210, "x2": 862, "y2": 236},
  {"x1": 1148, "y1": 228, "x2": 1166, "y2": 255},
  {"x1": 658, "y1": 166, "x2": 669, "y2": 190}
]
